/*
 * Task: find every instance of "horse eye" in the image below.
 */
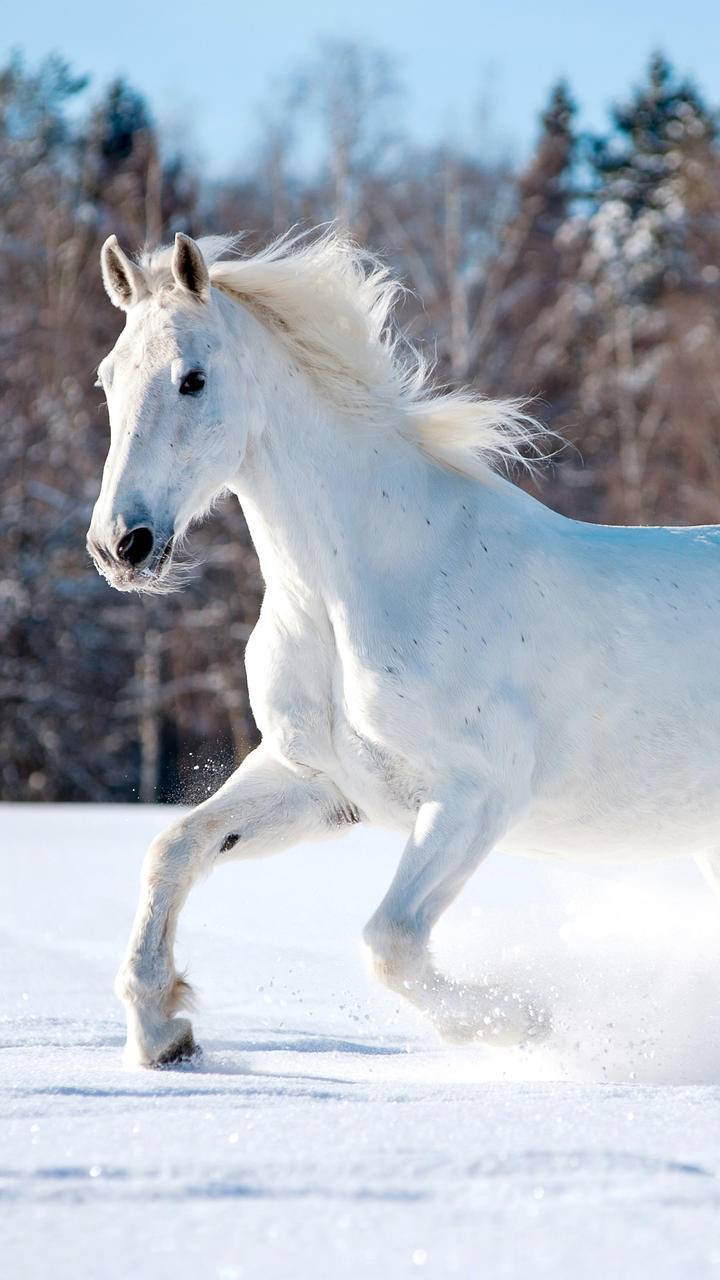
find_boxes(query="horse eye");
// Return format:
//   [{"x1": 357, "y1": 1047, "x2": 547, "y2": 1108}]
[{"x1": 179, "y1": 370, "x2": 206, "y2": 396}]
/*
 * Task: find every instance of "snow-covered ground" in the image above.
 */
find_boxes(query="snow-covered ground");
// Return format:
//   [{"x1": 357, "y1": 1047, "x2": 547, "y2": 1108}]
[{"x1": 2, "y1": 803, "x2": 720, "y2": 1278}]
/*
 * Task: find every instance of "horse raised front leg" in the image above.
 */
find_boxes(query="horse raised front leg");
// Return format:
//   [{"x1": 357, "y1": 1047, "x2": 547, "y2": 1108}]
[
  {"x1": 363, "y1": 785, "x2": 546, "y2": 1046},
  {"x1": 116, "y1": 746, "x2": 358, "y2": 1068}
]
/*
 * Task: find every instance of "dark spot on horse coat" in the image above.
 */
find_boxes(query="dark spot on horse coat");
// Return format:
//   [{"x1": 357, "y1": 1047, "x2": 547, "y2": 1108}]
[{"x1": 220, "y1": 833, "x2": 240, "y2": 853}]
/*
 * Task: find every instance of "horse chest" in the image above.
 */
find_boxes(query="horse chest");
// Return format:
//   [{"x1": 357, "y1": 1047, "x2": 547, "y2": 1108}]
[
  {"x1": 328, "y1": 681, "x2": 429, "y2": 827},
  {"x1": 247, "y1": 605, "x2": 432, "y2": 826}
]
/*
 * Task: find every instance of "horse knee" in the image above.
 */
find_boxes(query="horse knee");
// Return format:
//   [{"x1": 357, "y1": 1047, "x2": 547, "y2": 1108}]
[{"x1": 140, "y1": 814, "x2": 211, "y2": 898}]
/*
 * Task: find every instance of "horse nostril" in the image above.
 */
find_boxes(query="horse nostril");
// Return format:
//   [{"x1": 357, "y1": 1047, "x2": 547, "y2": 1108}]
[{"x1": 116, "y1": 525, "x2": 154, "y2": 567}]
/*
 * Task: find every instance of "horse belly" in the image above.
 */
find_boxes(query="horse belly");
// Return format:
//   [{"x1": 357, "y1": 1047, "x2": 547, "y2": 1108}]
[
  {"x1": 512, "y1": 686, "x2": 720, "y2": 862},
  {"x1": 503, "y1": 792, "x2": 720, "y2": 862}
]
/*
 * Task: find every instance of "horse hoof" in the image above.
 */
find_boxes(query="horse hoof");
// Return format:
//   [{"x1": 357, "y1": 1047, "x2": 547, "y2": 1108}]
[
  {"x1": 434, "y1": 1017, "x2": 483, "y2": 1045},
  {"x1": 523, "y1": 1006, "x2": 552, "y2": 1044},
  {"x1": 156, "y1": 1026, "x2": 201, "y2": 1067},
  {"x1": 431, "y1": 982, "x2": 551, "y2": 1048},
  {"x1": 122, "y1": 1016, "x2": 200, "y2": 1069}
]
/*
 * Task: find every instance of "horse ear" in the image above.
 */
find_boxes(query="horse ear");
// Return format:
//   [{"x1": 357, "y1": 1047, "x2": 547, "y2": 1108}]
[
  {"x1": 101, "y1": 235, "x2": 148, "y2": 310},
  {"x1": 171, "y1": 233, "x2": 210, "y2": 301}
]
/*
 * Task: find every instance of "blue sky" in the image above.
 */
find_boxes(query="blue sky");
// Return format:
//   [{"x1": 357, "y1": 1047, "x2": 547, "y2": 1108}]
[{"x1": 4, "y1": 0, "x2": 720, "y2": 175}]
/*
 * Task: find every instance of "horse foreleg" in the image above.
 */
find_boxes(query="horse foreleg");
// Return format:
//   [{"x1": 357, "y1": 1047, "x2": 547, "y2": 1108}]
[
  {"x1": 116, "y1": 747, "x2": 358, "y2": 1067},
  {"x1": 363, "y1": 788, "x2": 544, "y2": 1046}
]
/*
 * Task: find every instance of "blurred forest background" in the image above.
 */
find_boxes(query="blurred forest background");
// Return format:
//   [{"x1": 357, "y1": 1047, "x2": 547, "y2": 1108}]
[{"x1": 3, "y1": 44, "x2": 720, "y2": 803}]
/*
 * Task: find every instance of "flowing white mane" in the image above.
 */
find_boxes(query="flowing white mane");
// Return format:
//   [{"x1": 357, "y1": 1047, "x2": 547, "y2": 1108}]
[{"x1": 140, "y1": 230, "x2": 546, "y2": 480}]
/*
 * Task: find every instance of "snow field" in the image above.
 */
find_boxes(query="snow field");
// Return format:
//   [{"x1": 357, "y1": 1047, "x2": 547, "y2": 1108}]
[{"x1": 2, "y1": 804, "x2": 720, "y2": 1278}]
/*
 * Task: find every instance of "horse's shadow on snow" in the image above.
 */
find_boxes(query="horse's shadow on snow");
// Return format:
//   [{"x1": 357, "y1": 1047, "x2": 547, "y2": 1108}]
[{"x1": 187, "y1": 1027, "x2": 410, "y2": 1082}]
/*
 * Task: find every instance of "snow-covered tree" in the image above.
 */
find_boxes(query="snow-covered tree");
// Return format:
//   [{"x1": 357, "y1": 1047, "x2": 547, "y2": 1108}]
[{"x1": 587, "y1": 52, "x2": 717, "y2": 297}]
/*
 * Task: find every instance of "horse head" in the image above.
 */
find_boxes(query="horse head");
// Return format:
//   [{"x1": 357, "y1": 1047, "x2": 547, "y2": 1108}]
[{"x1": 87, "y1": 233, "x2": 254, "y2": 592}]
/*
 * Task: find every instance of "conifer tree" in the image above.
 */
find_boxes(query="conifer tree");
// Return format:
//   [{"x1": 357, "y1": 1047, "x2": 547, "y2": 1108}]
[
  {"x1": 591, "y1": 52, "x2": 716, "y2": 213},
  {"x1": 587, "y1": 52, "x2": 717, "y2": 296}
]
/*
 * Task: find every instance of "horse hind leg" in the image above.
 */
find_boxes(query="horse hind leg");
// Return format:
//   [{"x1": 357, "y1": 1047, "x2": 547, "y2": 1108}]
[
  {"x1": 116, "y1": 747, "x2": 358, "y2": 1068},
  {"x1": 363, "y1": 788, "x2": 548, "y2": 1047}
]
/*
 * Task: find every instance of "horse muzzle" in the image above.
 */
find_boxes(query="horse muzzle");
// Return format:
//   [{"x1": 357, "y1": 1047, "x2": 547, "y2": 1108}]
[{"x1": 86, "y1": 519, "x2": 175, "y2": 592}]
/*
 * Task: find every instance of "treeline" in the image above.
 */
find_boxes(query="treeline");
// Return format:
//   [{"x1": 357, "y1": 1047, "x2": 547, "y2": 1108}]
[{"x1": 2, "y1": 46, "x2": 720, "y2": 802}]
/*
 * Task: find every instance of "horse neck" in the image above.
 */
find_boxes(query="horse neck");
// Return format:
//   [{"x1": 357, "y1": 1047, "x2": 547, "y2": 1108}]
[{"x1": 229, "y1": 366, "x2": 431, "y2": 612}]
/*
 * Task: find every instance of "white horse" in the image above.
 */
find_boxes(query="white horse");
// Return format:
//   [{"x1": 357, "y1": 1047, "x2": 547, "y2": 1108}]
[{"x1": 88, "y1": 228, "x2": 720, "y2": 1068}]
